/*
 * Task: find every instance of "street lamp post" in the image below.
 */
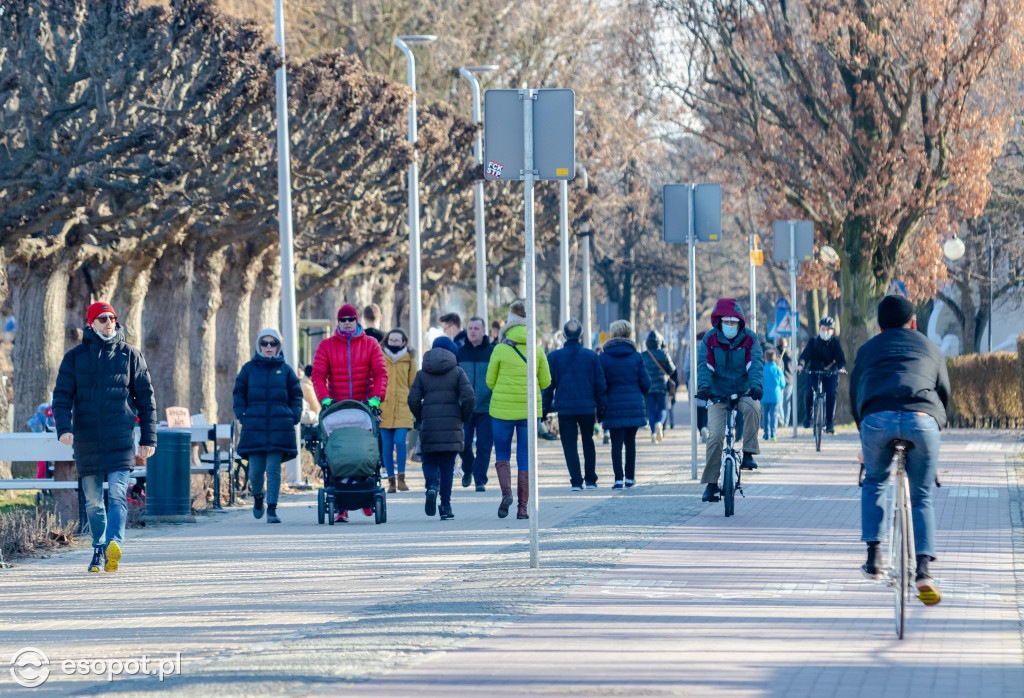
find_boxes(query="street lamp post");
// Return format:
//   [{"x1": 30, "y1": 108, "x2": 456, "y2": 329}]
[
  {"x1": 274, "y1": 0, "x2": 303, "y2": 487},
  {"x1": 986, "y1": 218, "x2": 993, "y2": 353},
  {"x1": 394, "y1": 35, "x2": 436, "y2": 366},
  {"x1": 459, "y1": 65, "x2": 499, "y2": 322},
  {"x1": 574, "y1": 163, "x2": 591, "y2": 346}
]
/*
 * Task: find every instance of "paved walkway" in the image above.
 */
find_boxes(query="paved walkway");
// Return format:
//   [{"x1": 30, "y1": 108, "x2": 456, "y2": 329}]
[{"x1": 2, "y1": 405, "x2": 1022, "y2": 696}]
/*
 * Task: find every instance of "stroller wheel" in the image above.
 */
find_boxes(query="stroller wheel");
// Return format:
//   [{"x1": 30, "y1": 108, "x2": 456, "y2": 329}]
[
  {"x1": 374, "y1": 493, "x2": 387, "y2": 524},
  {"x1": 317, "y1": 489, "x2": 326, "y2": 525},
  {"x1": 326, "y1": 496, "x2": 335, "y2": 526}
]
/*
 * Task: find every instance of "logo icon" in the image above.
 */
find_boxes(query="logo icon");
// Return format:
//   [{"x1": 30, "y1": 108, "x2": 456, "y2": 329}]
[{"x1": 11, "y1": 647, "x2": 50, "y2": 688}]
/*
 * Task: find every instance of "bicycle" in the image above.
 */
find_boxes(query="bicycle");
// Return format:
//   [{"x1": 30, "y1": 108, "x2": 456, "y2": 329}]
[
  {"x1": 805, "y1": 369, "x2": 841, "y2": 452},
  {"x1": 710, "y1": 393, "x2": 747, "y2": 517},
  {"x1": 859, "y1": 440, "x2": 915, "y2": 639}
]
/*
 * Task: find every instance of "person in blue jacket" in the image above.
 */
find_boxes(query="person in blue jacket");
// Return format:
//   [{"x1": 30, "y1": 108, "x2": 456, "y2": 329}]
[
  {"x1": 761, "y1": 348, "x2": 785, "y2": 440},
  {"x1": 543, "y1": 319, "x2": 608, "y2": 489},
  {"x1": 599, "y1": 320, "x2": 651, "y2": 488},
  {"x1": 233, "y1": 328, "x2": 304, "y2": 524},
  {"x1": 455, "y1": 317, "x2": 494, "y2": 491}
]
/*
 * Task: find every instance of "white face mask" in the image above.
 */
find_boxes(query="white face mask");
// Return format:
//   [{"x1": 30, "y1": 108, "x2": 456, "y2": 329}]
[
  {"x1": 819, "y1": 330, "x2": 833, "y2": 341},
  {"x1": 722, "y1": 324, "x2": 739, "y2": 340}
]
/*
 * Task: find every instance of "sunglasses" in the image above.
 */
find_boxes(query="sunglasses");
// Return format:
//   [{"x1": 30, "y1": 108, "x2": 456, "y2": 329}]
[
  {"x1": 260, "y1": 340, "x2": 279, "y2": 348},
  {"x1": 94, "y1": 315, "x2": 117, "y2": 324},
  {"x1": 338, "y1": 316, "x2": 358, "y2": 322}
]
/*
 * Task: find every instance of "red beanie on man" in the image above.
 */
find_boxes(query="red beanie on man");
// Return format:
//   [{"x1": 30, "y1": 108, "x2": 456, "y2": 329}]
[
  {"x1": 338, "y1": 304, "x2": 359, "y2": 321},
  {"x1": 87, "y1": 302, "x2": 117, "y2": 325}
]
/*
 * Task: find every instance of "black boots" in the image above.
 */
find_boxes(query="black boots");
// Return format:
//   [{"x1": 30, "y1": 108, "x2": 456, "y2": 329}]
[
  {"x1": 266, "y1": 503, "x2": 281, "y2": 523},
  {"x1": 253, "y1": 495, "x2": 264, "y2": 519},
  {"x1": 702, "y1": 483, "x2": 721, "y2": 502},
  {"x1": 861, "y1": 542, "x2": 881, "y2": 579}
]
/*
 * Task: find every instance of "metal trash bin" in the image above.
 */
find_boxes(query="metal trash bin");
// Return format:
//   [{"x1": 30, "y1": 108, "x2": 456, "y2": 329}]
[{"x1": 146, "y1": 428, "x2": 194, "y2": 521}]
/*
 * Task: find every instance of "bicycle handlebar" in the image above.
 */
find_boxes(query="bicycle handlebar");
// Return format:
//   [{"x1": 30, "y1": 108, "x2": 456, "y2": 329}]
[
  {"x1": 709, "y1": 391, "x2": 752, "y2": 405},
  {"x1": 805, "y1": 369, "x2": 843, "y2": 376}
]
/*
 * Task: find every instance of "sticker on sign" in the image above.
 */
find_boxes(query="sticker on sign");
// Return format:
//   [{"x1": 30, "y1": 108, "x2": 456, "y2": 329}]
[{"x1": 485, "y1": 161, "x2": 505, "y2": 179}]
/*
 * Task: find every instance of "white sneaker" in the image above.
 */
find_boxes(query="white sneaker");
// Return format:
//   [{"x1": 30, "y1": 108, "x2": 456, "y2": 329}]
[{"x1": 655, "y1": 423, "x2": 664, "y2": 443}]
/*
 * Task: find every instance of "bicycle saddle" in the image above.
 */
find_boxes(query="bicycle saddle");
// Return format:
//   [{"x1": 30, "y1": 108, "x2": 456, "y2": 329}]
[{"x1": 887, "y1": 438, "x2": 915, "y2": 450}]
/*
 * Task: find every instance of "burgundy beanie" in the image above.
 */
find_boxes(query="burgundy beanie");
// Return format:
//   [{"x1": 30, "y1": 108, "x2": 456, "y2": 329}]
[
  {"x1": 338, "y1": 304, "x2": 359, "y2": 321},
  {"x1": 87, "y1": 302, "x2": 117, "y2": 325}
]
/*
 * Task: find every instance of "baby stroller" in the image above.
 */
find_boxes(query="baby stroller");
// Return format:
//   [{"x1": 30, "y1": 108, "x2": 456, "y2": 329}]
[{"x1": 309, "y1": 400, "x2": 387, "y2": 525}]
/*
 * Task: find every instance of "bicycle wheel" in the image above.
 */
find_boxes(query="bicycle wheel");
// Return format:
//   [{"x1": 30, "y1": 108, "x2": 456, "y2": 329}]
[
  {"x1": 814, "y1": 397, "x2": 824, "y2": 451},
  {"x1": 723, "y1": 455, "x2": 735, "y2": 517},
  {"x1": 892, "y1": 473, "x2": 909, "y2": 639}
]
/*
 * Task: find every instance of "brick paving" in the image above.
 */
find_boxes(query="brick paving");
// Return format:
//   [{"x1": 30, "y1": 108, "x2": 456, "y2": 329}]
[{"x1": 1, "y1": 405, "x2": 1022, "y2": 697}]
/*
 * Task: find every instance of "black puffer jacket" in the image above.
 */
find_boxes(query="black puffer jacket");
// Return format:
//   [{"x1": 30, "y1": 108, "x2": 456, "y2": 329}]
[
  {"x1": 408, "y1": 348, "x2": 474, "y2": 453},
  {"x1": 850, "y1": 328, "x2": 950, "y2": 428},
  {"x1": 52, "y1": 327, "x2": 157, "y2": 476},
  {"x1": 233, "y1": 353, "x2": 303, "y2": 459}
]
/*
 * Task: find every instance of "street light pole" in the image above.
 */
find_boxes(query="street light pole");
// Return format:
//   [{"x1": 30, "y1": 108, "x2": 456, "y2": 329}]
[
  {"x1": 274, "y1": 0, "x2": 303, "y2": 487},
  {"x1": 574, "y1": 163, "x2": 591, "y2": 347},
  {"x1": 394, "y1": 35, "x2": 436, "y2": 366},
  {"x1": 987, "y1": 218, "x2": 993, "y2": 352},
  {"x1": 459, "y1": 65, "x2": 499, "y2": 323}
]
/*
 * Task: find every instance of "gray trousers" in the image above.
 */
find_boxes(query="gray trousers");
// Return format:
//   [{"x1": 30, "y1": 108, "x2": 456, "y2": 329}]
[
  {"x1": 248, "y1": 451, "x2": 283, "y2": 505},
  {"x1": 700, "y1": 398, "x2": 761, "y2": 484}
]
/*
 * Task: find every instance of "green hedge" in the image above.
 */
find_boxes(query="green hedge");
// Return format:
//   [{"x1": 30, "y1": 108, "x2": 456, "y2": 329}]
[{"x1": 946, "y1": 350, "x2": 1023, "y2": 428}]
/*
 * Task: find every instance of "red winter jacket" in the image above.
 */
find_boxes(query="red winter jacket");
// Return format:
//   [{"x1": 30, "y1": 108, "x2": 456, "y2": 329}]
[{"x1": 311, "y1": 326, "x2": 388, "y2": 404}]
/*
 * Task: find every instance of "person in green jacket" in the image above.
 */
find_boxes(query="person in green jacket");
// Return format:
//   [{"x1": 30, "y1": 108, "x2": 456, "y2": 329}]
[{"x1": 486, "y1": 300, "x2": 552, "y2": 520}]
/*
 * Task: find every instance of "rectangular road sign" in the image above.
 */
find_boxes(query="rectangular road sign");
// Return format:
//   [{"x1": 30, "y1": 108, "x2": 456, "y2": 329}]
[
  {"x1": 772, "y1": 220, "x2": 815, "y2": 263},
  {"x1": 663, "y1": 184, "x2": 722, "y2": 243},
  {"x1": 656, "y1": 286, "x2": 684, "y2": 314},
  {"x1": 483, "y1": 89, "x2": 575, "y2": 182}
]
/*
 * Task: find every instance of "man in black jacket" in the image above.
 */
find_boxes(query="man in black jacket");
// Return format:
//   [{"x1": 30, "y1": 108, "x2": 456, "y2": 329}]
[
  {"x1": 53, "y1": 302, "x2": 157, "y2": 574},
  {"x1": 797, "y1": 316, "x2": 846, "y2": 432},
  {"x1": 850, "y1": 295, "x2": 950, "y2": 605},
  {"x1": 455, "y1": 317, "x2": 494, "y2": 490}
]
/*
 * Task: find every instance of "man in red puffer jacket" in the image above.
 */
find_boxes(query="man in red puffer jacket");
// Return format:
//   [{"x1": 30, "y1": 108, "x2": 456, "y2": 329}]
[{"x1": 311, "y1": 303, "x2": 389, "y2": 522}]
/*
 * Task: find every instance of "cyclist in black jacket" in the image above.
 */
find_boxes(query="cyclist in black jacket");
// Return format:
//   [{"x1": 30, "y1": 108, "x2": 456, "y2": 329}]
[
  {"x1": 797, "y1": 316, "x2": 846, "y2": 432},
  {"x1": 850, "y1": 295, "x2": 950, "y2": 604}
]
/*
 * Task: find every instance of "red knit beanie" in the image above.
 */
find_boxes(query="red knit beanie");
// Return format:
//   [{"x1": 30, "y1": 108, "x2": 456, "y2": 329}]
[
  {"x1": 338, "y1": 304, "x2": 359, "y2": 321},
  {"x1": 87, "y1": 302, "x2": 117, "y2": 325}
]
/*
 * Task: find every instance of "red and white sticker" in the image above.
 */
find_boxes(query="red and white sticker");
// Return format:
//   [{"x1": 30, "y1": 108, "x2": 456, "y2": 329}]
[{"x1": 485, "y1": 160, "x2": 504, "y2": 178}]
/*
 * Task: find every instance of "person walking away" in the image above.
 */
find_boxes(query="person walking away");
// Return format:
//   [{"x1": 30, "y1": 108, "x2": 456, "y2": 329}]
[
  {"x1": 455, "y1": 317, "x2": 494, "y2": 491},
  {"x1": 233, "y1": 329, "x2": 303, "y2": 523},
  {"x1": 441, "y1": 312, "x2": 468, "y2": 349},
  {"x1": 362, "y1": 303, "x2": 385, "y2": 342},
  {"x1": 52, "y1": 302, "x2": 157, "y2": 573},
  {"x1": 797, "y1": 317, "x2": 846, "y2": 433},
  {"x1": 408, "y1": 336, "x2": 474, "y2": 520},
  {"x1": 311, "y1": 303, "x2": 389, "y2": 522},
  {"x1": 489, "y1": 320, "x2": 501, "y2": 343},
  {"x1": 379, "y1": 329, "x2": 416, "y2": 493},
  {"x1": 776, "y1": 337, "x2": 794, "y2": 427},
  {"x1": 695, "y1": 299, "x2": 764, "y2": 502},
  {"x1": 599, "y1": 320, "x2": 651, "y2": 489},
  {"x1": 851, "y1": 295, "x2": 949, "y2": 605},
  {"x1": 642, "y1": 330, "x2": 676, "y2": 444},
  {"x1": 543, "y1": 319, "x2": 607, "y2": 490},
  {"x1": 486, "y1": 300, "x2": 552, "y2": 518},
  {"x1": 761, "y1": 348, "x2": 785, "y2": 441}
]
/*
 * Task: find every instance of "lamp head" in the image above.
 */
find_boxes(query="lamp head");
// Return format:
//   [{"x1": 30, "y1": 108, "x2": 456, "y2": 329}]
[
  {"x1": 397, "y1": 35, "x2": 437, "y2": 46},
  {"x1": 943, "y1": 236, "x2": 966, "y2": 261}
]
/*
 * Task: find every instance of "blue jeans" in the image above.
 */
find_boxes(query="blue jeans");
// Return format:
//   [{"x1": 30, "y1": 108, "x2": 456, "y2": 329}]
[
  {"x1": 859, "y1": 411, "x2": 940, "y2": 558},
  {"x1": 380, "y1": 427, "x2": 409, "y2": 478},
  {"x1": 421, "y1": 451, "x2": 456, "y2": 506},
  {"x1": 81, "y1": 470, "x2": 131, "y2": 548},
  {"x1": 492, "y1": 418, "x2": 529, "y2": 472},
  {"x1": 761, "y1": 402, "x2": 778, "y2": 439},
  {"x1": 248, "y1": 451, "x2": 283, "y2": 505},
  {"x1": 461, "y1": 413, "x2": 493, "y2": 485},
  {"x1": 645, "y1": 393, "x2": 667, "y2": 432}
]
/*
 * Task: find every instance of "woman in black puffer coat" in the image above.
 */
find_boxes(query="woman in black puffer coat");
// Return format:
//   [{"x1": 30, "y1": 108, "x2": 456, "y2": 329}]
[
  {"x1": 642, "y1": 330, "x2": 676, "y2": 444},
  {"x1": 407, "y1": 335, "x2": 474, "y2": 520},
  {"x1": 233, "y1": 328, "x2": 303, "y2": 523}
]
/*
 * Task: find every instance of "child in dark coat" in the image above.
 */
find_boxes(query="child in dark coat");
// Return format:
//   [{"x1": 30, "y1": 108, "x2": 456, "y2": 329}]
[{"x1": 408, "y1": 336, "x2": 475, "y2": 520}]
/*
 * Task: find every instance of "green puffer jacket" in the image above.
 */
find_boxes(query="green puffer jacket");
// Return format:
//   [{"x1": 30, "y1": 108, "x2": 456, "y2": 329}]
[{"x1": 486, "y1": 324, "x2": 552, "y2": 420}]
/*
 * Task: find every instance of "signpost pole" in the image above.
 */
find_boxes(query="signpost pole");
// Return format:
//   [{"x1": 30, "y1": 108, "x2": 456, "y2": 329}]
[
  {"x1": 789, "y1": 222, "x2": 799, "y2": 438},
  {"x1": 688, "y1": 185, "x2": 699, "y2": 480},
  {"x1": 523, "y1": 89, "x2": 540, "y2": 568},
  {"x1": 749, "y1": 233, "x2": 757, "y2": 334},
  {"x1": 582, "y1": 227, "x2": 593, "y2": 349},
  {"x1": 559, "y1": 180, "x2": 570, "y2": 329}
]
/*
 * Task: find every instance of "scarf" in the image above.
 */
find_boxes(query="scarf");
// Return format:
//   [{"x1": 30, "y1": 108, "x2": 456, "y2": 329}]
[{"x1": 383, "y1": 346, "x2": 408, "y2": 361}]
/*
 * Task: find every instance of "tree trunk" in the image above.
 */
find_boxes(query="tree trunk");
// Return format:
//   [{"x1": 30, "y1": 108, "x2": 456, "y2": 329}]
[
  {"x1": 10, "y1": 257, "x2": 73, "y2": 432},
  {"x1": 215, "y1": 246, "x2": 263, "y2": 424},
  {"x1": 112, "y1": 258, "x2": 155, "y2": 347},
  {"x1": 250, "y1": 249, "x2": 282, "y2": 337},
  {"x1": 190, "y1": 247, "x2": 226, "y2": 420},
  {"x1": 145, "y1": 245, "x2": 194, "y2": 414}
]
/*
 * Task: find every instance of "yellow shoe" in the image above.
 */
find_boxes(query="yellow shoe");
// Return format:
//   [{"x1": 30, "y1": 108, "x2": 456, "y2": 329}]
[
  {"x1": 104, "y1": 541, "x2": 121, "y2": 572},
  {"x1": 917, "y1": 576, "x2": 941, "y2": 606},
  {"x1": 88, "y1": 547, "x2": 103, "y2": 573}
]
